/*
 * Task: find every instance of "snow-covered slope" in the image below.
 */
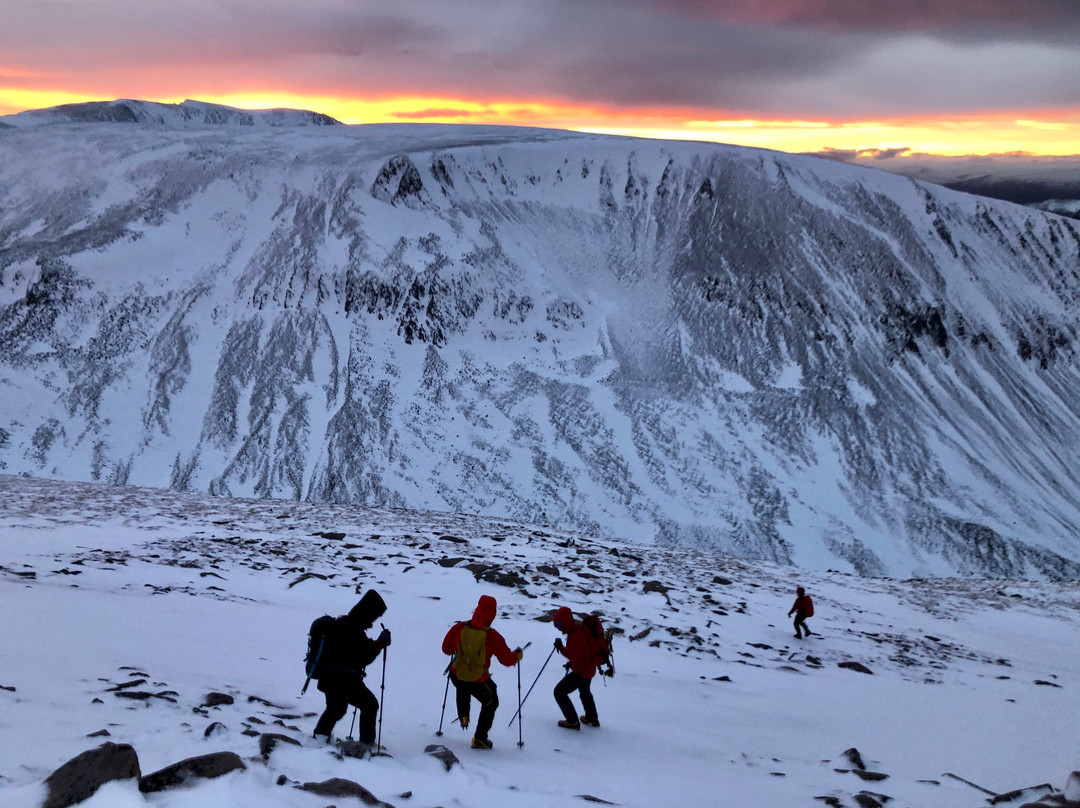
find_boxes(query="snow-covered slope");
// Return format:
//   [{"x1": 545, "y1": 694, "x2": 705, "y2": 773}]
[
  {"x1": 1, "y1": 474, "x2": 1078, "y2": 808},
  {"x1": 1, "y1": 104, "x2": 1079, "y2": 579}
]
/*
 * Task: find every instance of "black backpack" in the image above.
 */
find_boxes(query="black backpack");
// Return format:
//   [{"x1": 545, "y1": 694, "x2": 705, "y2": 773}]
[
  {"x1": 302, "y1": 614, "x2": 337, "y2": 692},
  {"x1": 582, "y1": 614, "x2": 614, "y2": 671}
]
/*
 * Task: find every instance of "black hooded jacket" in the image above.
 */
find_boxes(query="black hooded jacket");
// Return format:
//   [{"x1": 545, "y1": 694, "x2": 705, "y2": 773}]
[{"x1": 320, "y1": 590, "x2": 387, "y2": 677}]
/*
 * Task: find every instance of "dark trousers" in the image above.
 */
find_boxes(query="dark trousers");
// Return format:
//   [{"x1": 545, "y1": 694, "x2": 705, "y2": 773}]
[
  {"x1": 554, "y1": 672, "x2": 597, "y2": 723},
  {"x1": 450, "y1": 672, "x2": 499, "y2": 740},
  {"x1": 314, "y1": 668, "x2": 378, "y2": 743},
  {"x1": 793, "y1": 610, "x2": 812, "y2": 637}
]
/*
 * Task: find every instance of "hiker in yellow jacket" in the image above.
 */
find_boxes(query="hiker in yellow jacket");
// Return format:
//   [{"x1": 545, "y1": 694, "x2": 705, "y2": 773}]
[{"x1": 441, "y1": 594, "x2": 523, "y2": 749}]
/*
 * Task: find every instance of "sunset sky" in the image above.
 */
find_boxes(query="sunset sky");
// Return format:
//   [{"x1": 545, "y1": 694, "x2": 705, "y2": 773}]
[{"x1": 2, "y1": 0, "x2": 1078, "y2": 156}]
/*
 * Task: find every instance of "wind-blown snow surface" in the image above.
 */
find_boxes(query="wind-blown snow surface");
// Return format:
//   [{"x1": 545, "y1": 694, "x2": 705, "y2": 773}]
[
  {"x1": 1, "y1": 102, "x2": 1080, "y2": 579},
  {"x1": 1, "y1": 475, "x2": 1079, "y2": 808}
]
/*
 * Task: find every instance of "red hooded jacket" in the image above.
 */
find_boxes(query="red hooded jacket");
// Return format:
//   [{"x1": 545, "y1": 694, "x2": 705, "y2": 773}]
[
  {"x1": 789, "y1": 590, "x2": 812, "y2": 617},
  {"x1": 553, "y1": 606, "x2": 596, "y2": 680},
  {"x1": 442, "y1": 595, "x2": 520, "y2": 682}
]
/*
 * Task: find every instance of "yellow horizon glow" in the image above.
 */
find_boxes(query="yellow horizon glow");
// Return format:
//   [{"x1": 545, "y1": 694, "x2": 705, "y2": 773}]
[{"x1": 2, "y1": 88, "x2": 1077, "y2": 157}]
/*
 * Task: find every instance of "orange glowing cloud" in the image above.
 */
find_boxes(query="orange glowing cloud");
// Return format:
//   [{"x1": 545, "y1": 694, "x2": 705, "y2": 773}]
[{"x1": 2, "y1": 84, "x2": 1078, "y2": 158}]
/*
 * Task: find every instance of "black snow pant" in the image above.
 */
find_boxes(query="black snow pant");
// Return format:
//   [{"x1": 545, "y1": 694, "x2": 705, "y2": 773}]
[
  {"x1": 554, "y1": 671, "x2": 597, "y2": 724},
  {"x1": 450, "y1": 672, "x2": 499, "y2": 741},
  {"x1": 314, "y1": 667, "x2": 378, "y2": 743},
  {"x1": 793, "y1": 610, "x2": 812, "y2": 638}
]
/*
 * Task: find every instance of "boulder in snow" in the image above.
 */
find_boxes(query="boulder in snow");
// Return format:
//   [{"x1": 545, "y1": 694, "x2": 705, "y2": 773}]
[
  {"x1": 138, "y1": 751, "x2": 245, "y2": 793},
  {"x1": 43, "y1": 742, "x2": 141, "y2": 808}
]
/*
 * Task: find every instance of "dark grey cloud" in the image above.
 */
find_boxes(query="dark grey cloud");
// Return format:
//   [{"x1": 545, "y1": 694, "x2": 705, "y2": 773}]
[
  {"x1": 1, "y1": 0, "x2": 1077, "y2": 120},
  {"x1": 641, "y1": 0, "x2": 1080, "y2": 42}
]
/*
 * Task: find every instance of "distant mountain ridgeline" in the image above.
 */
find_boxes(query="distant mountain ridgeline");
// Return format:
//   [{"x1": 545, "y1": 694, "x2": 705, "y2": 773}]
[
  {"x1": 1, "y1": 102, "x2": 1079, "y2": 579},
  {"x1": 0, "y1": 98, "x2": 341, "y2": 128}
]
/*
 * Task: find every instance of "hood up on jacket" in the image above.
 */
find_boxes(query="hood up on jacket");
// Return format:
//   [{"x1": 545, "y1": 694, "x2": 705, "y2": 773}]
[
  {"x1": 349, "y1": 589, "x2": 387, "y2": 629},
  {"x1": 471, "y1": 595, "x2": 497, "y2": 629},
  {"x1": 553, "y1": 606, "x2": 575, "y2": 633}
]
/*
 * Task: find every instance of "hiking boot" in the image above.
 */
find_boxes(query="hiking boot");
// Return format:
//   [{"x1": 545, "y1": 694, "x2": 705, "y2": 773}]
[
  {"x1": 558, "y1": 719, "x2": 581, "y2": 730},
  {"x1": 457, "y1": 715, "x2": 470, "y2": 730},
  {"x1": 580, "y1": 715, "x2": 600, "y2": 728},
  {"x1": 471, "y1": 737, "x2": 493, "y2": 750}
]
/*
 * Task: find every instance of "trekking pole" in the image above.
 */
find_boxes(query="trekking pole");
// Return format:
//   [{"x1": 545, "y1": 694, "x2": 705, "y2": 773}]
[
  {"x1": 510, "y1": 642, "x2": 531, "y2": 747},
  {"x1": 436, "y1": 657, "x2": 454, "y2": 737},
  {"x1": 516, "y1": 655, "x2": 524, "y2": 748},
  {"x1": 373, "y1": 623, "x2": 390, "y2": 756},
  {"x1": 348, "y1": 707, "x2": 358, "y2": 740},
  {"x1": 507, "y1": 643, "x2": 552, "y2": 728},
  {"x1": 301, "y1": 636, "x2": 325, "y2": 695}
]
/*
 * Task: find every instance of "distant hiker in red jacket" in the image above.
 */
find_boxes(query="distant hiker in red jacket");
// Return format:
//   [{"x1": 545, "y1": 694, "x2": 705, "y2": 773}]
[
  {"x1": 552, "y1": 606, "x2": 600, "y2": 729},
  {"x1": 442, "y1": 594, "x2": 523, "y2": 749},
  {"x1": 788, "y1": 586, "x2": 814, "y2": 639}
]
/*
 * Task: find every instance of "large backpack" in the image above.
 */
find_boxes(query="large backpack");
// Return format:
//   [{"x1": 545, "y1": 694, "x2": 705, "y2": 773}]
[
  {"x1": 803, "y1": 596, "x2": 814, "y2": 618},
  {"x1": 304, "y1": 614, "x2": 337, "y2": 684},
  {"x1": 453, "y1": 624, "x2": 489, "y2": 682},
  {"x1": 582, "y1": 614, "x2": 613, "y2": 669}
]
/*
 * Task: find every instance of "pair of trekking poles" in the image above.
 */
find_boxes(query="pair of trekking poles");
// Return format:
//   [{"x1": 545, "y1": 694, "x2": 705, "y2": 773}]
[
  {"x1": 436, "y1": 641, "x2": 553, "y2": 748},
  {"x1": 336, "y1": 623, "x2": 391, "y2": 757}
]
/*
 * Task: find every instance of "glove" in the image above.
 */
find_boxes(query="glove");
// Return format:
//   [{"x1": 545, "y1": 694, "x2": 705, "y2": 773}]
[
  {"x1": 554, "y1": 638, "x2": 564, "y2": 651},
  {"x1": 603, "y1": 665, "x2": 615, "y2": 678},
  {"x1": 514, "y1": 647, "x2": 524, "y2": 661},
  {"x1": 377, "y1": 628, "x2": 392, "y2": 648}
]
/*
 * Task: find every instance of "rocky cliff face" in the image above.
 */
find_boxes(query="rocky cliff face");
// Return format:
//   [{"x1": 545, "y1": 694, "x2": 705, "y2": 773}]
[{"x1": 1, "y1": 106, "x2": 1078, "y2": 578}]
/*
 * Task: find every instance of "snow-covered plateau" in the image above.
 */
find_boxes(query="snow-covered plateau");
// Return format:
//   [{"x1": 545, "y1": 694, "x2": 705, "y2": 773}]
[
  {"x1": 1, "y1": 100, "x2": 1080, "y2": 579},
  {"x1": 1, "y1": 474, "x2": 1079, "y2": 808}
]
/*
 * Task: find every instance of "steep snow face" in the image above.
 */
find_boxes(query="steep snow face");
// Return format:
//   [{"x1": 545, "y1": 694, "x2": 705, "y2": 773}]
[{"x1": 1, "y1": 114, "x2": 1079, "y2": 579}]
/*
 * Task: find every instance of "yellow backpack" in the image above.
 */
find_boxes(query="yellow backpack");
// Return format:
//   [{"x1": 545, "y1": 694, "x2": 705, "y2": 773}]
[{"x1": 454, "y1": 625, "x2": 489, "y2": 682}]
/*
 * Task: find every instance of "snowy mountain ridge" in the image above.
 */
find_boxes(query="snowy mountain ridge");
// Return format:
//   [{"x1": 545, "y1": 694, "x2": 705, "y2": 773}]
[
  {"x1": 1, "y1": 103, "x2": 1079, "y2": 579},
  {"x1": 0, "y1": 99, "x2": 341, "y2": 129}
]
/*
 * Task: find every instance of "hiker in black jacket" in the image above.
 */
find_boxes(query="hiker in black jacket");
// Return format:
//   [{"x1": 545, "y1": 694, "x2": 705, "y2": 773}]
[{"x1": 312, "y1": 590, "x2": 391, "y2": 744}]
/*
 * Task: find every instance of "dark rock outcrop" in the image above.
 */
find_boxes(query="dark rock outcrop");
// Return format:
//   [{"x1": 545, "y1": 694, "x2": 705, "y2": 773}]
[
  {"x1": 43, "y1": 742, "x2": 141, "y2": 808},
  {"x1": 138, "y1": 751, "x2": 245, "y2": 793},
  {"x1": 424, "y1": 743, "x2": 460, "y2": 771},
  {"x1": 297, "y1": 777, "x2": 395, "y2": 807}
]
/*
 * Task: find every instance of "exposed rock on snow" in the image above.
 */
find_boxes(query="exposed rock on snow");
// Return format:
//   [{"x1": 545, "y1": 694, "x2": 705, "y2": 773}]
[
  {"x1": 296, "y1": 776, "x2": 395, "y2": 807},
  {"x1": 838, "y1": 661, "x2": 875, "y2": 675},
  {"x1": 259, "y1": 733, "x2": 302, "y2": 758},
  {"x1": 43, "y1": 742, "x2": 140, "y2": 808},
  {"x1": 424, "y1": 744, "x2": 460, "y2": 771},
  {"x1": 138, "y1": 751, "x2": 246, "y2": 793}
]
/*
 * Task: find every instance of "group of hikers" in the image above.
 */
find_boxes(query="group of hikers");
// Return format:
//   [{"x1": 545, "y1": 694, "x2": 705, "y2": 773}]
[
  {"x1": 303, "y1": 591, "x2": 615, "y2": 751},
  {"x1": 303, "y1": 585, "x2": 812, "y2": 752}
]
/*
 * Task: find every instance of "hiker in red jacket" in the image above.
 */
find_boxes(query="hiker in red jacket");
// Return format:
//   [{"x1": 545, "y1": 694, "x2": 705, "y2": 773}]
[
  {"x1": 788, "y1": 586, "x2": 814, "y2": 639},
  {"x1": 441, "y1": 594, "x2": 523, "y2": 749},
  {"x1": 551, "y1": 606, "x2": 600, "y2": 729}
]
